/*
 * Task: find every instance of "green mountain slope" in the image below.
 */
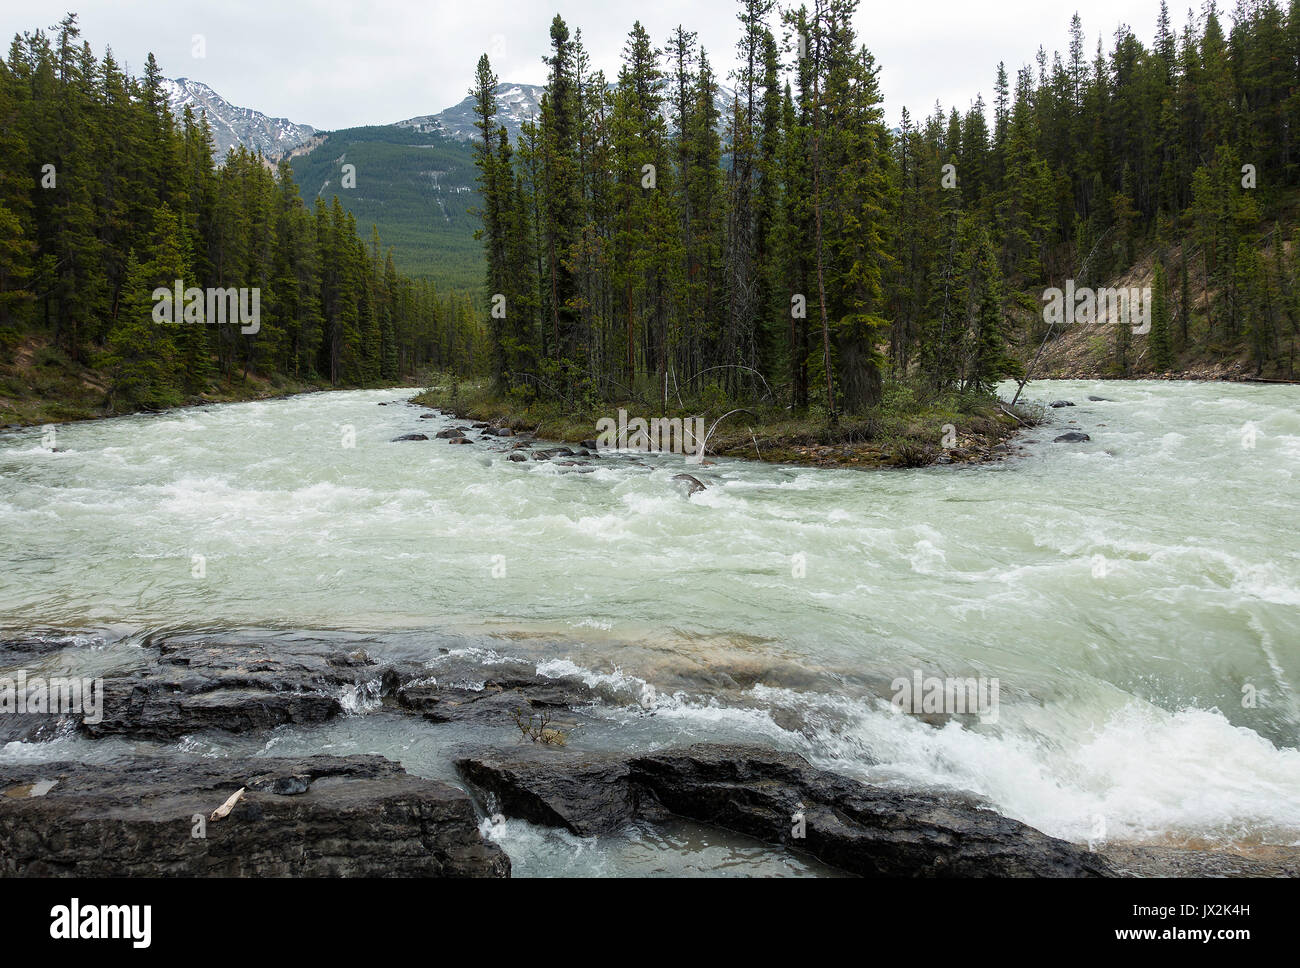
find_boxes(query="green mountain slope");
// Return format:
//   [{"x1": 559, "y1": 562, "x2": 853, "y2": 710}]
[{"x1": 284, "y1": 126, "x2": 484, "y2": 291}]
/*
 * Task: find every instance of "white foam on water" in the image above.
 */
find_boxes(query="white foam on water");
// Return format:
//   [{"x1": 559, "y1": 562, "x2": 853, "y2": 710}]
[
  {"x1": 742, "y1": 683, "x2": 1300, "y2": 846},
  {"x1": 2, "y1": 381, "x2": 1298, "y2": 846}
]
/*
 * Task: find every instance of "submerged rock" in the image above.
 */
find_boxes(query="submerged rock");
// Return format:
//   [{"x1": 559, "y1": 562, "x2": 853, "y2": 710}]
[
  {"x1": 506, "y1": 452, "x2": 528, "y2": 462},
  {"x1": 1086, "y1": 395, "x2": 1112, "y2": 402},
  {"x1": 672, "y1": 473, "x2": 707, "y2": 496},
  {"x1": 391, "y1": 433, "x2": 428, "y2": 442},
  {"x1": 0, "y1": 755, "x2": 509, "y2": 877},
  {"x1": 1049, "y1": 400, "x2": 1076, "y2": 408},
  {"x1": 0, "y1": 633, "x2": 93, "y2": 666},
  {"x1": 447, "y1": 437, "x2": 473, "y2": 445},
  {"x1": 1053, "y1": 431, "x2": 1091, "y2": 443},
  {"x1": 456, "y1": 743, "x2": 1113, "y2": 877},
  {"x1": 1099, "y1": 843, "x2": 1300, "y2": 878}
]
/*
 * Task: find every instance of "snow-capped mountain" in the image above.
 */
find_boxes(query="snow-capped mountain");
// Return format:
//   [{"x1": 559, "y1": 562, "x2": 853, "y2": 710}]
[
  {"x1": 396, "y1": 81, "x2": 736, "y2": 143},
  {"x1": 167, "y1": 73, "x2": 734, "y2": 165},
  {"x1": 395, "y1": 83, "x2": 545, "y2": 142},
  {"x1": 162, "y1": 78, "x2": 317, "y2": 162}
]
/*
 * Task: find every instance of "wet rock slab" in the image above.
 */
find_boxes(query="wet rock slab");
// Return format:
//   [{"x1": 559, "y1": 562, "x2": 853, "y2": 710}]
[
  {"x1": 84, "y1": 641, "x2": 383, "y2": 741},
  {"x1": 456, "y1": 743, "x2": 1114, "y2": 877},
  {"x1": 0, "y1": 633, "x2": 99, "y2": 666},
  {"x1": 0, "y1": 755, "x2": 509, "y2": 877},
  {"x1": 389, "y1": 654, "x2": 599, "y2": 726},
  {"x1": 0, "y1": 634, "x2": 110, "y2": 743},
  {"x1": 1099, "y1": 843, "x2": 1300, "y2": 878}
]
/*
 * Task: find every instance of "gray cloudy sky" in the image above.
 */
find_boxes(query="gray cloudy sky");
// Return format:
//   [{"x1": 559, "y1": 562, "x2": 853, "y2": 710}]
[{"x1": 4, "y1": 0, "x2": 1172, "y2": 129}]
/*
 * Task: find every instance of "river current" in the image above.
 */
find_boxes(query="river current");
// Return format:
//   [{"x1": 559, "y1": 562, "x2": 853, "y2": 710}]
[{"x1": 1, "y1": 380, "x2": 1297, "y2": 872}]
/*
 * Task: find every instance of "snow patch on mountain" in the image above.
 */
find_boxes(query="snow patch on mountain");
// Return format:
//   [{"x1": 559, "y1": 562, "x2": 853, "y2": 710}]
[
  {"x1": 395, "y1": 83, "x2": 544, "y2": 142},
  {"x1": 395, "y1": 81, "x2": 734, "y2": 143}
]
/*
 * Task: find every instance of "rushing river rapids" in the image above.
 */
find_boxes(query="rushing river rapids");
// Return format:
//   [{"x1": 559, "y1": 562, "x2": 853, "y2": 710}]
[{"x1": 1, "y1": 380, "x2": 1298, "y2": 872}]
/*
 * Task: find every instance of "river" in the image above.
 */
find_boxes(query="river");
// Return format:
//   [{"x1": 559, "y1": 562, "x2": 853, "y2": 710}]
[{"x1": 1, "y1": 380, "x2": 1297, "y2": 873}]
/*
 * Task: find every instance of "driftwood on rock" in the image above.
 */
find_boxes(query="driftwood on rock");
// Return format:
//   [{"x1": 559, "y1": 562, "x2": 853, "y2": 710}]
[
  {"x1": 0, "y1": 755, "x2": 509, "y2": 877},
  {"x1": 210, "y1": 787, "x2": 244, "y2": 821}
]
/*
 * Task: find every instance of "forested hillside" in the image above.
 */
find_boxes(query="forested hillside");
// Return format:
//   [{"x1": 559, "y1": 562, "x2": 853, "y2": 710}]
[
  {"x1": 285, "y1": 125, "x2": 485, "y2": 289},
  {"x1": 3, "y1": 3, "x2": 1297, "y2": 430},
  {"x1": 472, "y1": 0, "x2": 1300, "y2": 419},
  {"x1": 0, "y1": 15, "x2": 485, "y2": 424}
]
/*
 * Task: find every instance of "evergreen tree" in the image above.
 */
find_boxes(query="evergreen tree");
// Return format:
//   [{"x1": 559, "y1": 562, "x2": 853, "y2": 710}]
[{"x1": 1149, "y1": 260, "x2": 1175, "y2": 372}]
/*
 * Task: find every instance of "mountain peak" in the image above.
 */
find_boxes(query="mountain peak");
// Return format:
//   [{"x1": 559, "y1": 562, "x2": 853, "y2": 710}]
[
  {"x1": 395, "y1": 79, "x2": 734, "y2": 144},
  {"x1": 162, "y1": 77, "x2": 317, "y2": 162},
  {"x1": 394, "y1": 82, "x2": 545, "y2": 142}
]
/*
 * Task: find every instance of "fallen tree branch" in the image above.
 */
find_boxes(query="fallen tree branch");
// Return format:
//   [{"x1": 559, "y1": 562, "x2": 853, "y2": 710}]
[{"x1": 210, "y1": 787, "x2": 245, "y2": 821}]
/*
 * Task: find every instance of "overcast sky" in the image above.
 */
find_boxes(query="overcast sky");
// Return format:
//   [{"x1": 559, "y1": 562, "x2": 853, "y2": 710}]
[{"x1": 5, "y1": 1, "x2": 1175, "y2": 129}]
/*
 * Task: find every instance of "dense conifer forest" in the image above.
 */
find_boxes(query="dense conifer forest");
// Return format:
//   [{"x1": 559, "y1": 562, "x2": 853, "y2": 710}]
[
  {"x1": 1, "y1": 3, "x2": 1298, "y2": 425},
  {"x1": 471, "y1": 0, "x2": 1300, "y2": 419},
  {"x1": 0, "y1": 14, "x2": 484, "y2": 419}
]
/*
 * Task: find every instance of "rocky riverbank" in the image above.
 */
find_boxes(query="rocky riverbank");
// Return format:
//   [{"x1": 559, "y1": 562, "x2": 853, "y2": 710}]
[
  {"x1": 0, "y1": 755, "x2": 509, "y2": 877},
  {"x1": 3, "y1": 632, "x2": 1296, "y2": 878},
  {"x1": 455, "y1": 743, "x2": 1111, "y2": 877}
]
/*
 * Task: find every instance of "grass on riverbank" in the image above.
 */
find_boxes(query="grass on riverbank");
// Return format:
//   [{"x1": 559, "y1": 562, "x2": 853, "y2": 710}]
[
  {"x1": 0, "y1": 334, "x2": 432, "y2": 429},
  {"x1": 411, "y1": 375, "x2": 1041, "y2": 469}
]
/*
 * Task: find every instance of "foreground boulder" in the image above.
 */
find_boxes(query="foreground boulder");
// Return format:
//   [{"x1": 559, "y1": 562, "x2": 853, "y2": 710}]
[
  {"x1": 456, "y1": 743, "x2": 1113, "y2": 877},
  {"x1": 0, "y1": 755, "x2": 509, "y2": 877}
]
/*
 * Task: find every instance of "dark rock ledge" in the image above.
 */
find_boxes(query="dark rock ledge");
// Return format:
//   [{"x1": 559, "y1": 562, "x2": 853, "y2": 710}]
[
  {"x1": 456, "y1": 743, "x2": 1113, "y2": 878},
  {"x1": 0, "y1": 755, "x2": 508, "y2": 877},
  {"x1": 83, "y1": 641, "x2": 383, "y2": 741},
  {"x1": 387, "y1": 654, "x2": 601, "y2": 726},
  {"x1": 1, "y1": 641, "x2": 615, "y2": 744},
  {"x1": 7, "y1": 635, "x2": 1295, "y2": 878}
]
